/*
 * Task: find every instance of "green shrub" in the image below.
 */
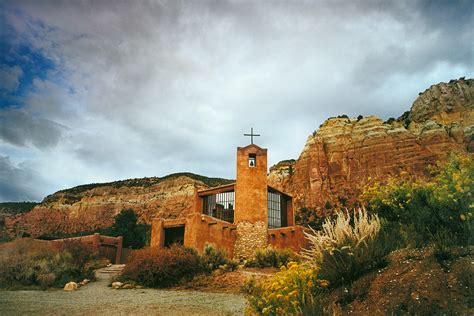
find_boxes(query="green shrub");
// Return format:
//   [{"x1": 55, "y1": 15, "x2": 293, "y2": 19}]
[
  {"x1": 296, "y1": 207, "x2": 337, "y2": 230},
  {"x1": 118, "y1": 245, "x2": 204, "y2": 288},
  {"x1": 244, "y1": 262, "x2": 328, "y2": 315},
  {"x1": 201, "y1": 244, "x2": 238, "y2": 272},
  {"x1": 0, "y1": 239, "x2": 101, "y2": 288},
  {"x1": 302, "y1": 209, "x2": 393, "y2": 287},
  {"x1": 111, "y1": 209, "x2": 148, "y2": 249},
  {"x1": 363, "y1": 154, "x2": 474, "y2": 247},
  {"x1": 245, "y1": 247, "x2": 299, "y2": 268}
]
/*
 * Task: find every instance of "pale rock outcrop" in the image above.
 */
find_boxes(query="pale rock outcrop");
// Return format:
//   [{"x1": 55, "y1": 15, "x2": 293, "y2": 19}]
[
  {"x1": 111, "y1": 281, "x2": 124, "y2": 289},
  {"x1": 64, "y1": 281, "x2": 78, "y2": 291}
]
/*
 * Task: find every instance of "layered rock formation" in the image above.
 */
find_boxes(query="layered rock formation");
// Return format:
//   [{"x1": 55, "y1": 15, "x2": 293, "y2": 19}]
[
  {"x1": 4, "y1": 79, "x2": 472, "y2": 237},
  {"x1": 268, "y1": 78, "x2": 473, "y2": 213},
  {"x1": 5, "y1": 174, "x2": 232, "y2": 238}
]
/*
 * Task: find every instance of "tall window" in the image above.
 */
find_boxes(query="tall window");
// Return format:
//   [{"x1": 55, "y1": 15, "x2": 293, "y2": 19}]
[
  {"x1": 268, "y1": 191, "x2": 288, "y2": 228},
  {"x1": 202, "y1": 191, "x2": 235, "y2": 223}
]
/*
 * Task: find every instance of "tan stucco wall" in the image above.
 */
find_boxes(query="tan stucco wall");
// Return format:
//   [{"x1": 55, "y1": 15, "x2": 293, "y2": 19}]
[
  {"x1": 234, "y1": 145, "x2": 268, "y2": 224},
  {"x1": 268, "y1": 225, "x2": 309, "y2": 252},
  {"x1": 184, "y1": 213, "x2": 236, "y2": 256}
]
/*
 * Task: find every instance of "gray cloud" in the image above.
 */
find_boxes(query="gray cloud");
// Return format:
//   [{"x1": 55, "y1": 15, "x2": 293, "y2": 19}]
[
  {"x1": 0, "y1": 156, "x2": 44, "y2": 201},
  {"x1": 0, "y1": 0, "x2": 472, "y2": 201},
  {"x1": 0, "y1": 108, "x2": 65, "y2": 148}
]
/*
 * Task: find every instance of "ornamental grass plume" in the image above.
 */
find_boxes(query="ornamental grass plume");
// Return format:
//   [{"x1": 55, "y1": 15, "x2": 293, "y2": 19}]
[
  {"x1": 301, "y1": 208, "x2": 381, "y2": 262},
  {"x1": 301, "y1": 208, "x2": 390, "y2": 286}
]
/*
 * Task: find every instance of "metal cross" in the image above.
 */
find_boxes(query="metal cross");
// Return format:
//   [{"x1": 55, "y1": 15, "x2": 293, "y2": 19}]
[{"x1": 244, "y1": 127, "x2": 260, "y2": 144}]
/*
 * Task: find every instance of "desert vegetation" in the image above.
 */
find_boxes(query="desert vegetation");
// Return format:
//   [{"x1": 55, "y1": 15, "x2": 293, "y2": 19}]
[
  {"x1": 245, "y1": 154, "x2": 473, "y2": 315},
  {"x1": 245, "y1": 208, "x2": 386, "y2": 315},
  {"x1": 244, "y1": 262, "x2": 327, "y2": 315},
  {"x1": 363, "y1": 154, "x2": 473, "y2": 248},
  {"x1": 117, "y1": 243, "x2": 238, "y2": 288},
  {"x1": 244, "y1": 246, "x2": 299, "y2": 268},
  {"x1": 0, "y1": 202, "x2": 39, "y2": 215},
  {"x1": 0, "y1": 238, "x2": 106, "y2": 289},
  {"x1": 301, "y1": 209, "x2": 393, "y2": 287}
]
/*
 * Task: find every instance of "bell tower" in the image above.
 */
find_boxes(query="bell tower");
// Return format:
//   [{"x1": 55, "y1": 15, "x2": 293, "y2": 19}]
[
  {"x1": 233, "y1": 128, "x2": 269, "y2": 260},
  {"x1": 234, "y1": 144, "x2": 268, "y2": 223}
]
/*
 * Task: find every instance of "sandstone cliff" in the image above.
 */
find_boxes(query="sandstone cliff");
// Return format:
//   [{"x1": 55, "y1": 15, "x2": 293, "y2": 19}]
[
  {"x1": 5, "y1": 79, "x2": 472, "y2": 237},
  {"x1": 268, "y1": 78, "x2": 473, "y2": 214},
  {"x1": 5, "y1": 173, "x2": 232, "y2": 238}
]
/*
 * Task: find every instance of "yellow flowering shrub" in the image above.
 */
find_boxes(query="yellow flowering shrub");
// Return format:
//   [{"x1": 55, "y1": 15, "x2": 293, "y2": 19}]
[
  {"x1": 244, "y1": 262, "x2": 328, "y2": 315},
  {"x1": 363, "y1": 154, "x2": 473, "y2": 246}
]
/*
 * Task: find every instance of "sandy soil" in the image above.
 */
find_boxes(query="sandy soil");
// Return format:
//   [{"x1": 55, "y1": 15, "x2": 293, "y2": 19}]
[{"x1": 0, "y1": 267, "x2": 246, "y2": 316}]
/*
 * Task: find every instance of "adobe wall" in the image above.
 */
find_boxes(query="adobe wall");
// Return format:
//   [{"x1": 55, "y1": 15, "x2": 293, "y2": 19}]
[
  {"x1": 184, "y1": 213, "x2": 237, "y2": 257},
  {"x1": 286, "y1": 199, "x2": 295, "y2": 226},
  {"x1": 268, "y1": 226, "x2": 309, "y2": 253},
  {"x1": 150, "y1": 218, "x2": 186, "y2": 248},
  {"x1": 150, "y1": 218, "x2": 165, "y2": 248},
  {"x1": 234, "y1": 145, "x2": 268, "y2": 224}
]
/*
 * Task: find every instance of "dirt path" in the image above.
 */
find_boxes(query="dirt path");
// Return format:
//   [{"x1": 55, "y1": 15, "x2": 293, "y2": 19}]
[{"x1": 0, "y1": 266, "x2": 246, "y2": 315}]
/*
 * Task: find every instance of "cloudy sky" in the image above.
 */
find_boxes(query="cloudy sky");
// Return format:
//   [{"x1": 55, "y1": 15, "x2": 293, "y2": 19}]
[{"x1": 0, "y1": 0, "x2": 472, "y2": 201}]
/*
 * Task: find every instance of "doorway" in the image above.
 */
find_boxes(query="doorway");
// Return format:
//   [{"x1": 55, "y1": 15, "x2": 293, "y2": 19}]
[{"x1": 164, "y1": 225, "x2": 185, "y2": 247}]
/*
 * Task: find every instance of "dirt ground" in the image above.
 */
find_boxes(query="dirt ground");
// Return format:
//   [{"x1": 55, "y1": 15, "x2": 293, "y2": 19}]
[
  {"x1": 0, "y1": 267, "x2": 247, "y2": 316},
  {"x1": 329, "y1": 246, "x2": 473, "y2": 315},
  {"x1": 174, "y1": 267, "x2": 277, "y2": 293}
]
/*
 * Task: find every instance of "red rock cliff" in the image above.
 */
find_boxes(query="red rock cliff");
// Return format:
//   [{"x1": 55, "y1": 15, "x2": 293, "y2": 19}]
[
  {"x1": 5, "y1": 79, "x2": 472, "y2": 237},
  {"x1": 5, "y1": 174, "x2": 232, "y2": 238},
  {"x1": 268, "y1": 78, "x2": 473, "y2": 213}
]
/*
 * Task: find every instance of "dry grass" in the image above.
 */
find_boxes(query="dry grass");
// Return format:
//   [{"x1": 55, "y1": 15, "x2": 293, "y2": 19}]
[
  {"x1": 301, "y1": 208, "x2": 390, "y2": 286},
  {"x1": 301, "y1": 208, "x2": 381, "y2": 263}
]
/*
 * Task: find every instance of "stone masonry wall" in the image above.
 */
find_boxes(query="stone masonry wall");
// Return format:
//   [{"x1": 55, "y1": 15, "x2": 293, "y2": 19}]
[{"x1": 233, "y1": 221, "x2": 267, "y2": 261}]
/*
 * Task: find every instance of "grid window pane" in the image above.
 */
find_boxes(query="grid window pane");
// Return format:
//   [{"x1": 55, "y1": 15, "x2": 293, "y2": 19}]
[
  {"x1": 202, "y1": 191, "x2": 234, "y2": 223},
  {"x1": 268, "y1": 192, "x2": 282, "y2": 228}
]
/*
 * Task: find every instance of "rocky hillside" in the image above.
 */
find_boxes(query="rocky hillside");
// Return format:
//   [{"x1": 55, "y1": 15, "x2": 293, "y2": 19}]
[
  {"x1": 268, "y1": 78, "x2": 473, "y2": 213},
  {"x1": 4, "y1": 173, "x2": 232, "y2": 238},
  {"x1": 329, "y1": 246, "x2": 473, "y2": 314},
  {"x1": 4, "y1": 79, "x2": 472, "y2": 237}
]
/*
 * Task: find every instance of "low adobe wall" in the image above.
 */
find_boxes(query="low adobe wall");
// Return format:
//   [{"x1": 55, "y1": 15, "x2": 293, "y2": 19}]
[
  {"x1": 185, "y1": 214, "x2": 237, "y2": 257},
  {"x1": 151, "y1": 214, "x2": 237, "y2": 257},
  {"x1": 39, "y1": 233, "x2": 123, "y2": 264},
  {"x1": 268, "y1": 225, "x2": 309, "y2": 253}
]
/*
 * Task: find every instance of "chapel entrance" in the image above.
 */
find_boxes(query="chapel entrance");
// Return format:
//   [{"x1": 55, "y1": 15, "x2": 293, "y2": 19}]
[{"x1": 163, "y1": 225, "x2": 185, "y2": 247}]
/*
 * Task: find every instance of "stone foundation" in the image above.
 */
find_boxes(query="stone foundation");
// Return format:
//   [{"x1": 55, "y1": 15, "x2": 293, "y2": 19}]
[{"x1": 233, "y1": 221, "x2": 267, "y2": 261}]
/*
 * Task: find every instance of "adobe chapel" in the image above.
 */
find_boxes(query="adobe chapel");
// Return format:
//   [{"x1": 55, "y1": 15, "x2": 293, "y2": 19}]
[{"x1": 151, "y1": 131, "x2": 308, "y2": 260}]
